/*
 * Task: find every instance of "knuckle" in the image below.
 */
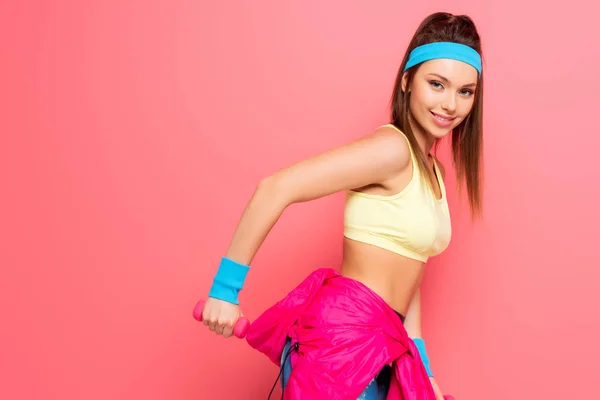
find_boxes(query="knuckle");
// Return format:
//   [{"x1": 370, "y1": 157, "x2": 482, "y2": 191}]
[{"x1": 217, "y1": 319, "x2": 233, "y2": 327}]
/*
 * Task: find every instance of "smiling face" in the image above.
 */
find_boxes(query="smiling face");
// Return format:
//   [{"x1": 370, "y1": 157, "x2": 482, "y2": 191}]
[{"x1": 402, "y1": 58, "x2": 479, "y2": 140}]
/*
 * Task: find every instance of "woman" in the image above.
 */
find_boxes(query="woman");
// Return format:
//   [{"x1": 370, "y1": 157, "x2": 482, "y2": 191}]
[{"x1": 200, "y1": 11, "x2": 484, "y2": 400}]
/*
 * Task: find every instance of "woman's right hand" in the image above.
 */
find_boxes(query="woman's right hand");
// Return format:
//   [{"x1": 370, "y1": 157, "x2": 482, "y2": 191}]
[{"x1": 202, "y1": 297, "x2": 243, "y2": 339}]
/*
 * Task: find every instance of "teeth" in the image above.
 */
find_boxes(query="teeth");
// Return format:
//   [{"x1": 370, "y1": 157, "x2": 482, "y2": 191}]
[{"x1": 435, "y1": 115, "x2": 449, "y2": 121}]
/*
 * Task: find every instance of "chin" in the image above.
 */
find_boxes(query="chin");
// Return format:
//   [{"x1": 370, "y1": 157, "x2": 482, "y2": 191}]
[{"x1": 427, "y1": 125, "x2": 453, "y2": 139}]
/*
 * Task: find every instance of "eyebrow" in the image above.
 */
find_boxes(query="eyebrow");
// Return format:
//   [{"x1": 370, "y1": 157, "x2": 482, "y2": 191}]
[{"x1": 428, "y1": 73, "x2": 477, "y2": 88}]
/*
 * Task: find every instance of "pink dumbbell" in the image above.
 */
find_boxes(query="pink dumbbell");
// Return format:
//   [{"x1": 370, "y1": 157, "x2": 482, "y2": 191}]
[
  {"x1": 443, "y1": 396, "x2": 455, "y2": 400},
  {"x1": 193, "y1": 300, "x2": 250, "y2": 339}
]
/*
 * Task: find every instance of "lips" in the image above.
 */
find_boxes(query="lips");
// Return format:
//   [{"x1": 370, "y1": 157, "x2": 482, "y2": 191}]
[
  {"x1": 430, "y1": 111, "x2": 455, "y2": 128},
  {"x1": 430, "y1": 111, "x2": 455, "y2": 121}
]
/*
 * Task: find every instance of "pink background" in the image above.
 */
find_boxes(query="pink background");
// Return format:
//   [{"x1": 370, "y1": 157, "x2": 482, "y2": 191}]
[{"x1": 2, "y1": 1, "x2": 598, "y2": 399}]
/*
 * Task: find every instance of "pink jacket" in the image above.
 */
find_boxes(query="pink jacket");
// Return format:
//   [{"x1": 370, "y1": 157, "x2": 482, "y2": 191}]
[{"x1": 246, "y1": 268, "x2": 436, "y2": 400}]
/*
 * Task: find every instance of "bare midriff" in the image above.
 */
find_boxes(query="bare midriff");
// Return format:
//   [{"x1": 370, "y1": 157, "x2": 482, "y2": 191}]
[{"x1": 340, "y1": 237, "x2": 425, "y2": 317}]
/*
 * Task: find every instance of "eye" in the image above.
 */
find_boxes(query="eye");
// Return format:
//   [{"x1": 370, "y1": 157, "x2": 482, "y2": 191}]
[
  {"x1": 459, "y1": 89, "x2": 474, "y2": 96},
  {"x1": 429, "y1": 80, "x2": 444, "y2": 90}
]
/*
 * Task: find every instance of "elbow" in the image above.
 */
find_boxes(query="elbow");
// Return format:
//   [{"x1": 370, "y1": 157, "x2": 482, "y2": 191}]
[
  {"x1": 256, "y1": 175, "x2": 292, "y2": 210},
  {"x1": 256, "y1": 175, "x2": 279, "y2": 195}
]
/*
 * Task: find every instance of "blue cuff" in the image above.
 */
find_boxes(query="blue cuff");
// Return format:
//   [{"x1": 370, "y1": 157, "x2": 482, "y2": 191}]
[
  {"x1": 208, "y1": 257, "x2": 250, "y2": 305},
  {"x1": 412, "y1": 338, "x2": 434, "y2": 377}
]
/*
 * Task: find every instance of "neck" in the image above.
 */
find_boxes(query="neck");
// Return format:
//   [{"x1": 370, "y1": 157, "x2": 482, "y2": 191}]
[{"x1": 408, "y1": 114, "x2": 435, "y2": 156}]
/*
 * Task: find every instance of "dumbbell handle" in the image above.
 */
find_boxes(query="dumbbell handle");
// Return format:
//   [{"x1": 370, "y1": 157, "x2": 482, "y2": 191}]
[{"x1": 193, "y1": 300, "x2": 250, "y2": 339}]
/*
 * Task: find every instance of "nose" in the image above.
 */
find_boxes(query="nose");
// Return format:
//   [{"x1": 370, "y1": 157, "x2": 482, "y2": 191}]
[{"x1": 442, "y1": 93, "x2": 457, "y2": 114}]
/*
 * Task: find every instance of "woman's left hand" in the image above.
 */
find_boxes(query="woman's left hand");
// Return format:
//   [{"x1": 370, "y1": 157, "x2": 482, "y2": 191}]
[{"x1": 429, "y1": 377, "x2": 445, "y2": 400}]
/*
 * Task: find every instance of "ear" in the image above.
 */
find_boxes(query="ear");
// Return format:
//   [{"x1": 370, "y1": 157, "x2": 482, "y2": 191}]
[{"x1": 401, "y1": 72, "x2": 409, "y2": 93}]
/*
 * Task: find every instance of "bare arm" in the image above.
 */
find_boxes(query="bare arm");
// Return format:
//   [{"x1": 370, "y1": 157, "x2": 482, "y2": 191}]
[
  {"x1": 204, "y1": 126, "x2": 411, "y2": 339},
  {"x1": 404, "y1": 289, "x2": 445, "y2": 399},
  {"x1": 403, "y1": 288, "x2": 423, "y2": 338},
  {"x1": 224, "y1": 126, "x2": 411, "y2": 265}
]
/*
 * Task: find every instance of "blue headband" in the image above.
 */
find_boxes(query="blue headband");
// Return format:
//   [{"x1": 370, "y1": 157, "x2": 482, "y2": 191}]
[{"x1": 404, "y1": 42, "x2": 482, "y2": 74}]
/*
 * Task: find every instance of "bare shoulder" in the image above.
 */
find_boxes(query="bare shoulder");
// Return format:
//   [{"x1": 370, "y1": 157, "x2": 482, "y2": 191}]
[
  {"x1": 366, "y1": 124, "x2": 412, "y2": 170},
  {"x1": 264, "y1": 124, "x2": 412, "y2": 205}
]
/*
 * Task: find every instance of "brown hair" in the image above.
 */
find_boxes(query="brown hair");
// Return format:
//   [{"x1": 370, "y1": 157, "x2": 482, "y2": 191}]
[{"x1": 390, "y1": 12, "x2": 484, "y2": 219}]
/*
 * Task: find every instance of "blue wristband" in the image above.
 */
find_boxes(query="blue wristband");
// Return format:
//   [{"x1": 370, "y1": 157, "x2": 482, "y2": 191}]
[
  {"x1": 412, "y1": 338, "x2": 434, "y2": 377},
  {"x1": 208, "y1": 256, "x2": 250, "y2": 305}
]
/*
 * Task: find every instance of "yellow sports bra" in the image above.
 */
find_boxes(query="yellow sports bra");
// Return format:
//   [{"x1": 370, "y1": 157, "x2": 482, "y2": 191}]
[{"x1": 343, "y1": 124, "x2": 452, "y2": 262}]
